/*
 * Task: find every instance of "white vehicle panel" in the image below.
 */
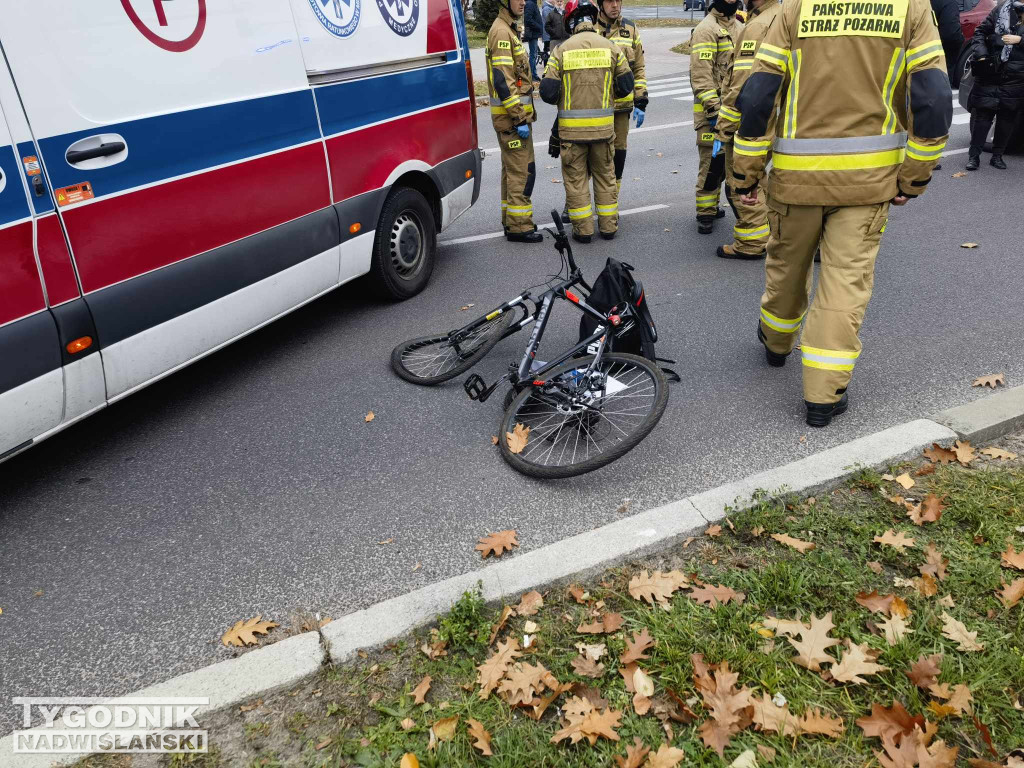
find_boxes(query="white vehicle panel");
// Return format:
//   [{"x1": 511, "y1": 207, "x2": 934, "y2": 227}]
[{"x1": 0, "y1": 369, "x2": 63, "y2": 450}]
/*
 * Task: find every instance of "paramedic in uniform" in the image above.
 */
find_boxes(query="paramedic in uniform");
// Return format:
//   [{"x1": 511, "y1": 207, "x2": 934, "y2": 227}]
[
  {"x1": 597, "y1": 0, "x2": 648, "y2": 194},
  {"x1": 487, "y1": 0, "x2": 545, "y2": 242},
  {"x1": 733, "y1": 0, "x2": 952, "y2": 426},
  {"x1": 712, "y1": 0, "x2": 779, "y2": 259},
  {"x1": 689, "y1": 0, "x2": 743, "y2": 235},
  {"x1": 540, "y1": 0, "x2": 634, "y2": 242}
]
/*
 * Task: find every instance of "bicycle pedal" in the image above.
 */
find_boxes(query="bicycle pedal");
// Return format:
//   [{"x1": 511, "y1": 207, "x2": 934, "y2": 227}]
[{"x1": 464, "y1": 374, "x2": 487, "y2": 401}]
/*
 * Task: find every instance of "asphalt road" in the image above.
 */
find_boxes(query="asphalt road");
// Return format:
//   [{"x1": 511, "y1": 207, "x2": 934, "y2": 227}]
[{"x1": 1, "y1": 43, "x2": 1019, "y2": 734}]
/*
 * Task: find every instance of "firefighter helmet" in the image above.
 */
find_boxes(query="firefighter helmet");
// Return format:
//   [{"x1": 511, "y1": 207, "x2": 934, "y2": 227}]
[{"x1": 564, "y1": 0, "x2": 599, "y2": 32}]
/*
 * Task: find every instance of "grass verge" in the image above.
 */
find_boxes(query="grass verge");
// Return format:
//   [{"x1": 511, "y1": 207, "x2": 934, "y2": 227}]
[{"x1": 72, "y1": 434, "x2": 1024, "y2": 767}]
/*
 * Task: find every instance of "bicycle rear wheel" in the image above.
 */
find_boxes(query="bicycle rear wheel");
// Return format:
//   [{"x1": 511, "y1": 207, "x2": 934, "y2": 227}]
[
  {"x1": 391, "y1": 308, "x2": 519, "y2": 385},
  {"x1": 498, "y1": 353, "x2": 668, "y2": 479}
]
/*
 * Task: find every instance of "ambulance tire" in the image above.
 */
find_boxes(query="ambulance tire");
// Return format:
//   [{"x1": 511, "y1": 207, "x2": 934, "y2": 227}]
[{"x1": 370, "y1": 186, "x2": 437, "y2": 300}]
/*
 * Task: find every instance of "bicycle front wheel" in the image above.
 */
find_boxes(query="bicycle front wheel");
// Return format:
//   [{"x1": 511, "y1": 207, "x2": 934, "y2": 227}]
[
  {"x1": 391, "y1": 308, "x2": 519, "y2": 385},
  {"x1": 498, "y1": 353, "x2": 668, "y2": 479}
]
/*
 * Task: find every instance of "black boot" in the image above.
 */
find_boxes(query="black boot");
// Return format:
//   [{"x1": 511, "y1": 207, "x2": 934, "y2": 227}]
[
  {"x1": 966, "y1": 153, "x2": 981, "y2": 171},
  {"x1": 757, "y1": 323, "x2": 789, "y2": 367},
  {"x1": 599, "y1": 231, "x2": 615, "y2": 241},
  {"x1": 697, "y1": 216, "x2": 714, "y2": 235},
  {"x1": 572, "y1": 232, "x2": 592, "y2": 244},
  {"x1": 506, "y1": 230, "x2": 544, "y2": 243},
  {"x1": 715, "y1": 208, "x2": 726, "y2": 219},
  {"x1": 805, "y1": 392, "x2": 849, "y2": 428},
  {"x1": 990, "y1": 154, "x2": 1007, "y2": 170},
  {"x1": 561, "y1": 205, "x2": 572, "y2": 224}
]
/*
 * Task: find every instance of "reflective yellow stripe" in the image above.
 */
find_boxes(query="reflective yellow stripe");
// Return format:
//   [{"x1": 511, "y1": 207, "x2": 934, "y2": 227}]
[
  {"x1": 491, "y1": 56, "x2": 515, "y2": 66},
  {"x1": 604, "y1": 70, "x2": 611, "y2": 109},
  {"x1": 698, "y1": 89, "x2": 718, "y2": 103},
  {"x1": 782, "y1": 49, "x2": 801, "y2": 138},
  {"x1": 692, "y1": 42, "x2": 717, "y2": 50},
  {"x1": 733, "y1": 60, "x2": 754, "y2": 70},
  {"x1": 491, "y1": 104, "x2": 535, "y2": 115},
  {"x1": 568, "y1": 205, "x2": 593, "y2": 219},
  {"x1": 693, "y1": 103, "x2": 704, "y2": 113},
  {"x1": 906, "y1": 139, "x2": 945, "y2": 160},
  {"x1": 696, "y1": 192, "x2": 720, "y2": 203},
  {"x1": 735, "y1": 225, "x2": 769, "y2": 240},
  {"x1": 755, "y1": 43, "x2": 788, "y2": 69},
  {"x1": 802, "y1": 345, "x2": 859, "y2": 371},
  {"x1": 773, "y1": 148, "x2": 906, "y2": 171},
  {"x1": 906, "y1": 39, "x2": 943, "y2": 69},
  {"x1": 719, "y1": 105, "x2": 741, "y2": 121},
  {"x1": 506, "y1": 205, "x2": 533, "y2": 215},
  {"x1": 734, "y1": 137, "x2": 771, "y2": 157},
  {"x1": 881, "y1": 48, "x2": 907, "y2": 134},
  {"x1": 635, "y1": 79, "x2": 647, "y2": 88},
  {"x1": 760, "y1": 307, "x2": 803, "y2": 333},
  {"x1": 559, "y1": 116, "x2": 614, "y2": 127},
  {"x1": 596, "y1": 203, "x2": 618, "y2": 215},
  {"x1": 615, "y1": 93, "x2": 635, "y2": 105}
]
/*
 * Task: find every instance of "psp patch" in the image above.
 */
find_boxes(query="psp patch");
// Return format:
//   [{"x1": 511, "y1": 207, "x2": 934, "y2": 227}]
[
  {"x1": 508, "y1": 139, "x2": 523, "y2": 149},
  {"x1": 701, "y1": 132, "x2": 716, "y2": 141},
  {"x1": 699, "y1": 51, "x2": 714, "y2": 60},
  {"x1": 376, "y1": 0, "x2": 419, "y2": 36},
  {"x1": 307, "y1": 0, "x2": 360, "y2": 38}
]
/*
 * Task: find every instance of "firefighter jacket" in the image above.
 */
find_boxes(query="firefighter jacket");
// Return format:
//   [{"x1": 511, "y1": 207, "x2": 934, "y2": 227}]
[
  {"x1": 597, "y1": 13, "x2": 649, "y2": 113},
  {"x1": 539, "y1": 21, "x2": 635, "y2": 142},
  {"x1": 487, "y1": 7, "x2": 537, "y2": 133},
  {"x1": 689, "y1": 9, "x2": 743, "y2": 129},
  {"x1": 715, "y1": 1, "x2": 780, "y2": 143},
  {"x1": 732, "y1": 0, "x2": 953, "y2": 205}
]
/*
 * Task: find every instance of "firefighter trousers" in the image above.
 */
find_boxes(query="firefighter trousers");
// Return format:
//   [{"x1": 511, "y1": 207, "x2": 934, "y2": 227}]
[
  {"x1": 694, "y1": 133, "x2": 721, "y2": 218},
  {"x1": 758, "y1": 199, "x2": 890, "y2": 405},
  {"x1": 613, "y1": 111, "x2": 630, "y2": 193},
  {"x1": 498, "y1": 128, "x2": 537, "y2": 233},
  {"x1": 724, "y1": 145, "x2": 769, "y2": 255},
  {"x1": 561, "y1": 139, "x2": 618, "y2": 236}
]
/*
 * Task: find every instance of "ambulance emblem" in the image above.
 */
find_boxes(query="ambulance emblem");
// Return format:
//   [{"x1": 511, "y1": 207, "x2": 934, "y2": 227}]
[
  {"x1": 308, "y1": 0, "x2": 360, "y2": 38},
  {"x1": 376, "y1": 0, "x2": 419, "y2": 36}
]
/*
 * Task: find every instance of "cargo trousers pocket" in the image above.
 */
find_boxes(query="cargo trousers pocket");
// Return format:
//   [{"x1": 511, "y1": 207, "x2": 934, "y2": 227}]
[
  {"x1": 863, "y1": 202, "x2": 890, "y2": 245},
  {"x1": 766, "y1": 195, "x2": 788, "y2": 242}
]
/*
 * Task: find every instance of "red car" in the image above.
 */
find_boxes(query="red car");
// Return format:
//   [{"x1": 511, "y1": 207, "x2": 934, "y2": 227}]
[{"x1": 954, "y1": 0, "x2": 997, "y2": 87}]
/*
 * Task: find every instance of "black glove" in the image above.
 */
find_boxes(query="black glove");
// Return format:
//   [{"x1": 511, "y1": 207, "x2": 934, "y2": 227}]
[
  {"x1": 549, "y1": 117, "x2": 560, "y2": 158},
  {"x1": 634, "y1": 97, "x2": 649, "y2": 112}
]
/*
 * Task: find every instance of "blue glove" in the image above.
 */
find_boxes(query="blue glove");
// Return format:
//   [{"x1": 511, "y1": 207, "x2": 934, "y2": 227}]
[
  {"x1": 632, "y1": 107, "x2": 645, "y2": 128},
  {"x1": 712, "y1": 139, "x2": 722, "y2": 158},
  {"x1": 707, "y1": 116, "x2": 717, "y2": 128},
  {"x1": 516, "y1": 124, "x2": 531, "y2": 140}
]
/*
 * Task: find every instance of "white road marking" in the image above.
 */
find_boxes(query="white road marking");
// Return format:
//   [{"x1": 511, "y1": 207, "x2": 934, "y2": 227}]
[
  {"x1": 645, "y1": 76, "x2": 690, "y2": 86},
  {"x1": 673, "y1": 96, "x2": 695, "y2": 102},
  {"x1": 648, "y1": 88, "x2": 693, "y2": 98},
  {"x1": 952, "y1": 113, "x2": 971, "y2": 125},
  {"x1": 439, "y1": 204, "x2": 671, "y2": 246}
]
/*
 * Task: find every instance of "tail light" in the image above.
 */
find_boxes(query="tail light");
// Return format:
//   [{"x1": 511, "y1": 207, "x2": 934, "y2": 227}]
[{"x1": 466, "y1": 60, "x2": 478, "y2": 148}]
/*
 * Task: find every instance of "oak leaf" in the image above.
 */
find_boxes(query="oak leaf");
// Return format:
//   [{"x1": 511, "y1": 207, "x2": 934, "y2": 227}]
[
  {"x1": 578, "y1": 612, "x2": 624, "y2": 634},
  {"x1": 729, "y1": 750, "x2": 758, "y2": 768},
  {"x1": 997, "y1": 577, "x2": 1024, "y2": 608},
  {"x1": 221, "y1": 616, "x2": 279, "y2": 647},
  {"x1": 475, "y1": 530, "x2": 519, "y2": 559},
  {"x1": 856, "y1": 700, "x2": 925, "y2": 742},
  {"x1": 800, "y1": 708, "x2": 845, "y2": 738},
  {"x1": 628, "y1": 570, "x2": 689, "y2": 609},
  {"x1": 895, "y1": 473, "x2": 916, "y2": 490},
  {"x1": 499, "y1": 661, "x2": 549, "y2": 705},
  {"x1": 576, "y1": 642, "x2": 606, "y2": 661},
  {"x1": 785, "y1": 612, "x2": 841, "y2": 671},
  {"x1": 412, "y1": 675, "x2": 432, "y2": 704},
  {"x1": 568, "y1": 584, "x2": 588, "y2": 603},
  {"x1": 695, "y1": 662, "x2": 753, "y2": 755},
  {"x1": 856, "y1": 590, "x2": 895, "y2": 614},
  {"x1": 908, "y1": 494, "x2": 945, "y2": 525},
  {"x1": 614, "y1": 737, "x2": 650, "y2": 768},
  {"x1": 928, "y1": 701, "x2": 958, "y2": 719},
  {"x1": 571, "y1": 655, "x2": 606, "y2": 678},
  {"x1": 915, "y1": 572, "x2": 939, "y2": 597},
  {"x1": 751, "y1": 692, "x2": 797, "y2": 736},
  {"x1": 906, "y1": 653, "x2": 943, "y2": 689},
  {"x1": 875, "y1": 530, "x2": 916, "y2": 551},
  {"x1": 516, "y1": 590, "x2": 544, "y2": 616},
  {"x1": 689, "y1": 584, "x2": 746, "y2": 608},
  {"x1": 619, "y1": 662, "x2": 639, "y2": 693},
  {"x1": 832, "y1": 639, "x2": 889, "y2": 684},
  {"x1": 505, "y1": 423, "x2": 530, "y2": 453},
  {"x1": 923, "y1": 443, "x2": 957, "y2": 464},
  {"x1": 476, "y1": 638, "x2": 522, "y2": 699},
  {"x1": 878, "y1": 614, "x2": 913, "y2": 645},
  {"x1": 613, "y1": 631, "x2": 654, "y2": 666},
  {"x1": 771, "y1": 533, "x2": 816, "y2": 553},
  {"x1": 364, "y1": 411, "x2": 375, "y2": 422},
  {"x1": 644, "y1": 744, "x2": 686, "y2": 768},
  {"x1": 916, "y1": 463, "x2": 936, "y2": 477},
  {"x1": 890, "y1": 595, "x2": 912, "y2": 618},
  {"x1": 550, "y1": 696, "x2": 622, "y2": 745},
  {"x1": 432, "y1": 715, "x2": 459, "y2": 742},
  {"x1": 940, "y1": 612, "x2": 984, "y2": 651},
  {"x1": 706, "y1": 524, "x2": 723, "y2": 537},
  {"x1": 400, "y1": 717, "x2": 415, "y2": 731},
  {"x1": 954, "y1": 439, "x2": 976, "y2": 466},
  {"x1": 634, "y1": 667, "x2": 656, "y2": 698},
  {"x1": 763, "y1": 616, "x2": 808, "y2": 637},
  {"x1": 981, "y1": 446, "x2": 1018, "y2": 460},
  {"x1": 758, "y1": 745, "x2": 777, "y2": 763},
  {"x1": 466, "y1": 718, "x2": 493, "y2": 755},
  {"x1": 867, "y1": 560, "x2": 884, "y2": 574},
  {"x1": 1001, "y1": 543, "x2": 1024, "y2": 571},
  {"x1": 400, "y1": 754, "x2": 419, "y2": 768},
  {"x1": 489, "y1": 605, "x2": 514, "y2": 645},
  {"x1": 973, "y1": 373, "x2": 1005, "y2": 388},
  {"x1": 920, "y1": 542, "x2": 949, "y2": 581}
]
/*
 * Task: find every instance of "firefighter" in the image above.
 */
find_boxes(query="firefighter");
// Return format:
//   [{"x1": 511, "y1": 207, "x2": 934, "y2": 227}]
[
  {"x1": 597, "y1": 0, "x2": 648, "y2": 194},
  {"x1": 733, "y1": 0, "x2": 952, "y2": 426},
  {"x1": 712, "y1": 0, "x2": 780, "y2": 259},
  {"x1": 689, "y1": 0, "x2": 743, "y2": 234},
  {"x1": 540, "y1": 0, "x2": 634, "y2": 242},
  {"x1": 487, "y1": 0, "x2": 544, "y2": 243}
]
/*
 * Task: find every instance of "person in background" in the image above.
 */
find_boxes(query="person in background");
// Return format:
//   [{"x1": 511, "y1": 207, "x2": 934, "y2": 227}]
[
  {"x1": 524, "y1": 0, "x2": 545, "y2": 80},
  {"x1": 541, "y1": 0, "x2": 556, "y2": 65},
  {"x1": 545, "y1": 0, "x2": 570, "y2": 46},
  {"x1": 932, "y1": 0, "x2": 965, "y2": 76},
  {"x1": 966, "y1": 0, "x2": 1024, "y2": 170}
]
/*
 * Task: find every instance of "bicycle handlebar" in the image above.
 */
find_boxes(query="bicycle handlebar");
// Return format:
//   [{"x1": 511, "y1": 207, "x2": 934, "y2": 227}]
[{"x1": 549, "y1": 209, "x2": 582, "y2": 280}]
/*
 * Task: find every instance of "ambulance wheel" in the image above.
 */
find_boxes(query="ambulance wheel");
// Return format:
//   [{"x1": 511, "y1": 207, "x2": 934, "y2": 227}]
[{"x1": 370, "y1": 186, "x2": 436, "y2": 300}]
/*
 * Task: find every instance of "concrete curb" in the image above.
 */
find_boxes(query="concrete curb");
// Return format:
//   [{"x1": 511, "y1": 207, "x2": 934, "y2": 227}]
[
  {"x1": 0, "y1": 415, "x2": 982, "y2": 761},
  {"x1": 932, "y1": 384, "x2": 1024, "y2": 444},
  {"x1": 0, "y1": 632, "x2": 323, "y2": 768}
]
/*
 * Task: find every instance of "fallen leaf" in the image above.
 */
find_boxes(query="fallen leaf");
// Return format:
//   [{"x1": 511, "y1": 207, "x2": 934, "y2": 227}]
[
  {"x1": 489, "y1": 605, "x2": 514, "y2": 645},
  {"x1": 634, "y1": 668, "x2": 656, "y2": 698},
  {"x1": 752, "y1": 526, "x2": 766, "y2": 536},
  {"x1": 364, "y1": 411, "x2": 375, "y2": 422},
  {"x1": 411, "y1": 675, "x2": 432, "y2": 705},
  {"x1": 997, "y1": 577, "x2": 1024, "y2": 608},
  {"x1": 221, "y1": 616, "x2": 279, "y2": 647},
  {"x1": 752, "y1": 691, "x2": 797, "y2": 736},
  {"x1": 499, "y1": 661, "x2": 552, "y2": 705},
  {"x1": 621, "y1": 629, "x2": 656, "y2": 664},
  {"x1": 1002, "y1": 544, "x2": 1024, "y2": 571},
  {"x1": 315, "y1": 737, "x2": 333, "y2": 750},
  {"x1": 571, "y1": 655, "x2": 606, "y2": 678},
  {"x1": 476, "y1": 639, "x2": 522, "y2": 699},
  {"x1": 920, "y1": 542, "x2": 949, "y2": 581},
  {"x1": 550, "y1": 696, "x2": 623, "y2": 745},
  {"x1": 400, "y1": 717, "x2": 415, "y2": 730},
  {"x1": 940, "y1": 612, "x2": 984, "y2": 651},
  {"x1": 694, "y1": 661, "x2": 753, "y2": 756},
  {"x1": 729, "y1": 750, "x2": 758, "y2": 768},
  {"x1": 758, "y1": 745, "x2": 777, "y2": 763},
  {"x1": 491, "y1": 435, "x2": 499, "y2": 445},
  {"x1": 890, "y1": 596, "x2": 912, "y2": 618},
  {"x1": 706, "y1": 524, "x2": 722, "y2": 538},
  {"x1": 895, "y1": 473, "x2": 916, "y2": 490},
  {"x1": 762, "y1": 616, "x2": 807, "y2": 637},
  {"x1": 915, "y1": 572, "x2": 939, "y2": 597},
  {"x1": 476, "y1": 530, "x2": 519, "y2": 559},
  {"x1": 578, "y1": 612, "x2": 623, "y2": 634},
  {"x1": 576, "y1": 642, "x2": 606, "y2": 661},
  {"x1": 466, "y1": 718, "x2": 493, "y2": 756},
  {"x1": 771, "y1": 533, "x2": 816, "y2": 553},
  {"x1": 785, "y1": 612, "x2": 841, "y2": 671},
  {"x1": 906, "y1": 654, "x2": 943, "y2": 689},
  {"x1": 867, "y1": 560, "x2": 884, "y2": 574},
  {"x1": 856, "y1": 700, "x2": 925, "y2": 743},
  {"x1": 568, "y1": 584, "x2": 588, "y2": 603},
  {"x1": 875, "y1": 530, "x2": 916, "y2": 551},
  {"x1": 972, "y1": 373, "x2": 1005, "y2": 388},
  {"x1": 832, "y1": 639, "x2": 889, "y2": 684},
  {"x1": 516, "y1": 590, "x2": 543, "y2": 616},
  {"x1": 682, "y1": 536, "x2": 696, "y2": 548},
  {"x1": 952, "y1": 171, "x2": 967, "y2": 177},
  {"x1": 856, "y1": 590, "x2": 895, "y2": 615},
  {"x1": 412, "y1": 562, "x2": 422, "y2": 571},
  {"x1": 973, "y1": 717, "x2": 998, "y2": 758},
  {"x1": 656, "y1": 152, "x2": 664, "y2": 157},
  {"x1": 936, "y1": 683, "x2": 974, "y2": 716},
  {"x1": 615, "y1": 737, "x2": 650, "y2": 768},
  {"x1": 689, "y1": 583, "x2": 746, "y2": 608},
  {"x1": 878, "y1": 614, "x2": 913, "y2": 645},
  {"x1": 800, "y1": 708, "x2": 846, "y2": 738},
  {"x1": 506, "y1": 423, "x2": 530, "y2": 453},
  {"x1": 629, "y1": 570, "x2": 689, "y2": 609},
  {"x1": 432, "y1": 715, "x2": 459, "y2": 742},
  {"x1": 400, "y1": 754, "x2": 420, "y2": 768},
  {"x1": 619, "y1": 662, "x2": 639, "y2": 693},
  {"x1": 961, "y1": 242, "x2": 978, "y2": 248},
  {"x1": 551, "y1": 178, "x2": 562, "y2": 184},
  {"x1": 954, "y1": 440, "x2": 976, "y2": 466},
  {"x1": 923, "y1": 443, "x2": 958, "y2": 464},
  {"x1": 908, "y1": 494, "x2": 945, "y2": 525},
  {"x1": 916, "y1": 463, "x2": 936, "y2": 477},
  {"x1": 938, "y1": 594, "x2": 955, "y2": 608},
  {"x1": 645, "y1": 744, "x2": 686, "y2": 768},
  {"x1": 981, "y1": 446, "x2": 1018, "y2": 460}
]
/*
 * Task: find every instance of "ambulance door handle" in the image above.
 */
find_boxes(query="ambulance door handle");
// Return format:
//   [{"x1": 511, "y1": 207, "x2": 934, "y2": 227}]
[{"x1": 66, "y1": 141, "x2": 126, "y2": 165}]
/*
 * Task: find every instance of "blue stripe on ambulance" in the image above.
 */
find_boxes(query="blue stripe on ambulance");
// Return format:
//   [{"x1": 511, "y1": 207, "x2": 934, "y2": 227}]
[{"x1": 0, "y1": 143, "x2": 31, "y2": 227}]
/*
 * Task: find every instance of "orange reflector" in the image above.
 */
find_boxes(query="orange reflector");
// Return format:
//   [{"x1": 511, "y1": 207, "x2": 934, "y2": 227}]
[
  {"x1": 565, "y1": 290, "x2": 580, "y2": 303},
  {"x1": 465, "y1": 170, "x2": 473, "y2": 179},
  {"x1": 349, "y1": 222, "x2": 361, "y2": 234},
  {"x1": 66, "y1": 336, "x2": 93, "y2": 354}
]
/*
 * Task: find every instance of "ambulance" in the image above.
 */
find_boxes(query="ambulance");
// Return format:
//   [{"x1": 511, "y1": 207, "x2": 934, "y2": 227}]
[{"x1": 0, "y1": 0, "x2": 480, "y2": 461}]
